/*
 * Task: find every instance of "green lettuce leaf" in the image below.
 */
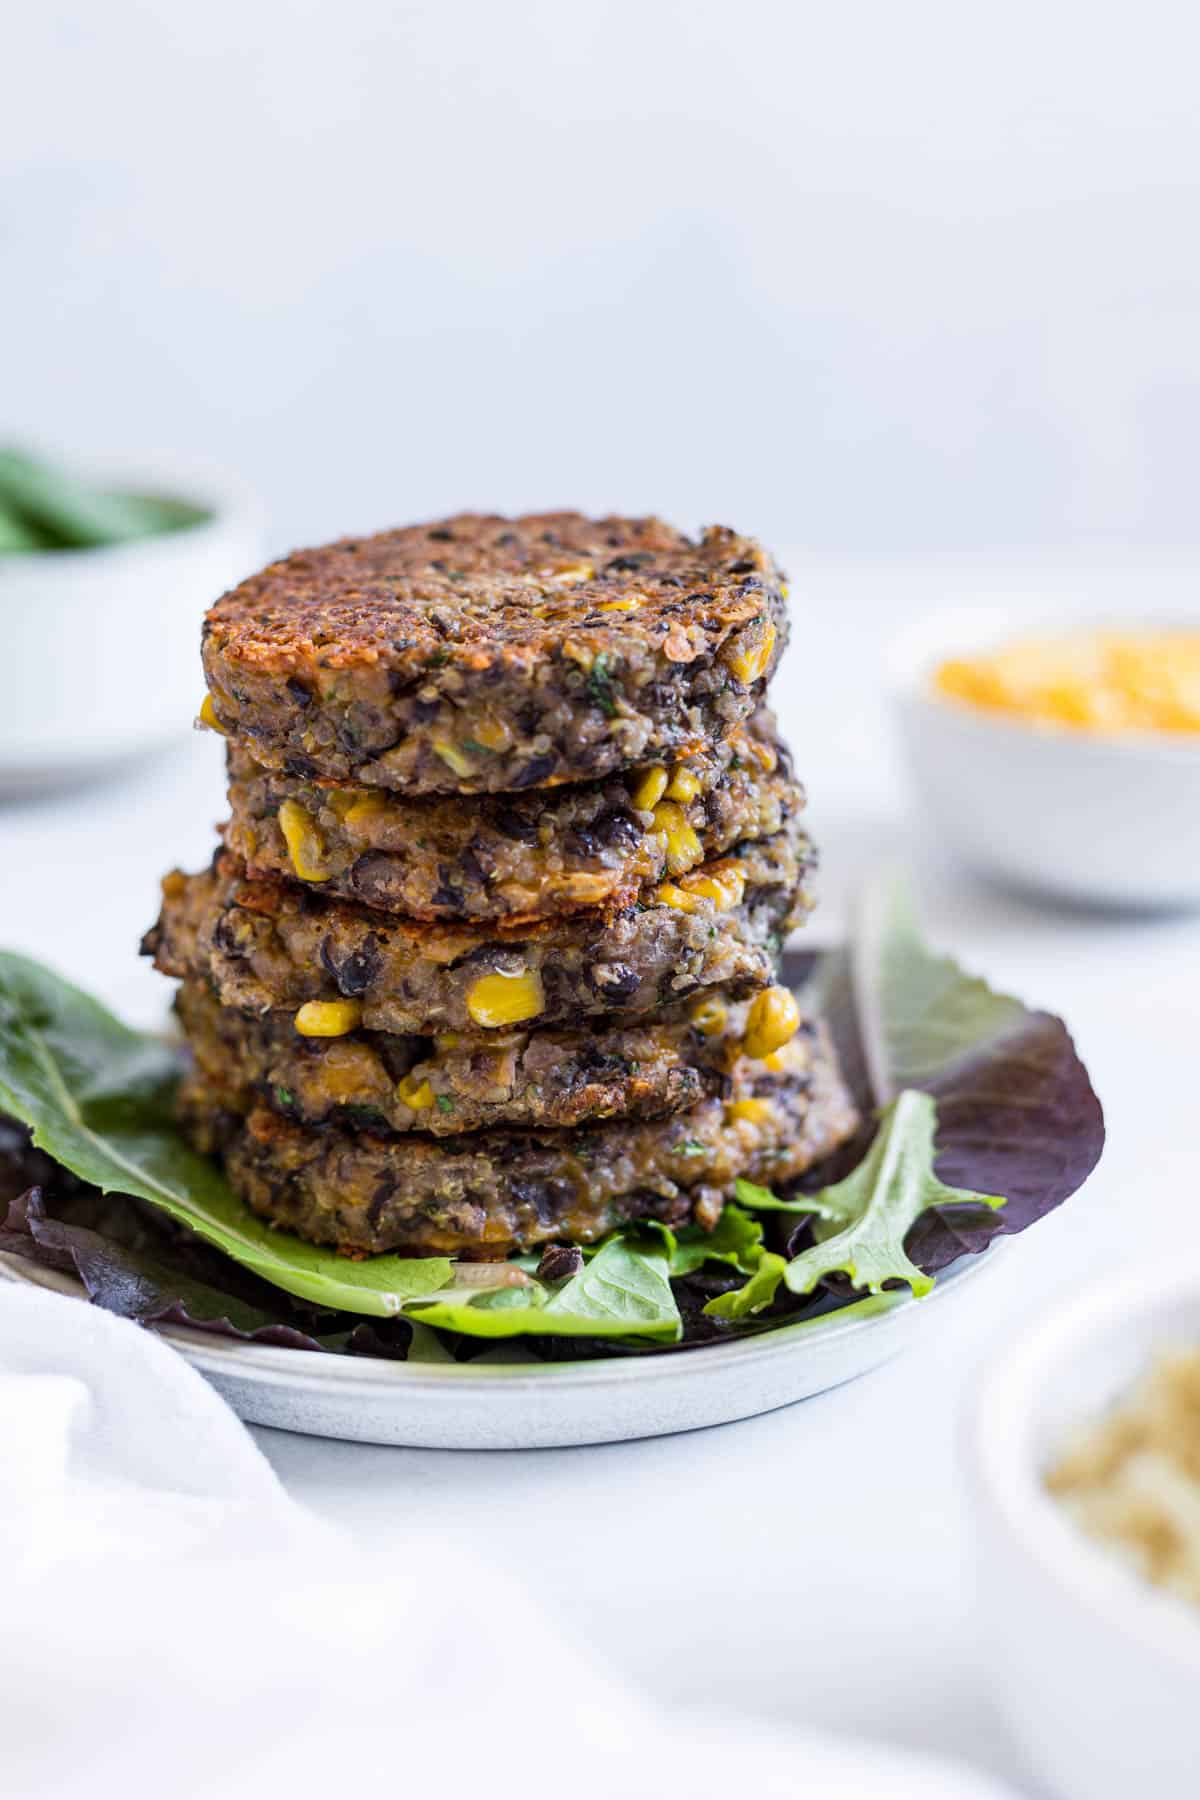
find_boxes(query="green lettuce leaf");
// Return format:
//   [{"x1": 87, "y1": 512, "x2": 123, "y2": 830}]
[
  {"x1": 733, "y1": 1177, "x2": 833, "y2": 1218},
  {"x1": 667, "y1": 1202, "x2": 765, "y2": 1275},
  {"x1": 783, "y1": 1088, "x2": 1004, "y2": 1298},
  {"x1": 407, "y1": 1234, "x2": 681, "y2": 1341},
  {"x1": 703, "y1": 1250, "x2": 788, "y2": 1320},
  {"x1": 0, "y1": 953, "x2": 451, "y2": 1317}
]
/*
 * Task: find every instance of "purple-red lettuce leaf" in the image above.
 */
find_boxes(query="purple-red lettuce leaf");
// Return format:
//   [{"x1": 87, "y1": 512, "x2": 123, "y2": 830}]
[{"x1": 799, "y1": 879, "x2": 1104, "y2": 1274}]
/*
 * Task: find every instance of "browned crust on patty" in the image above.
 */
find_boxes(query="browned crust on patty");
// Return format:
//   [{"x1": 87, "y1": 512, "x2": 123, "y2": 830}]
[
  {"x1": 175, "y1": 1028, "x2": 858, "y2": 1257},
  {"x1": 201, "y1": 513, "x2": 788, "y2": 793}
]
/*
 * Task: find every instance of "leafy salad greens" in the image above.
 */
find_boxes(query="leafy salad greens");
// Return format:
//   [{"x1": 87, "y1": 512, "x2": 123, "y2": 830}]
[{"x1": 0, "y1": 879, "x2": 1104, "y2": 1361}]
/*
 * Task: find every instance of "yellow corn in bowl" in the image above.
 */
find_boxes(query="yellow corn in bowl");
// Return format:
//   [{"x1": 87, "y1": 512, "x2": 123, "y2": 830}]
[{"x1": 891, "y1": 613, "x2": 1200, "y2": 910}]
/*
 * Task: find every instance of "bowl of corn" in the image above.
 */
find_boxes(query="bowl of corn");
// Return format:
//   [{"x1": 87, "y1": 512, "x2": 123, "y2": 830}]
[{"x1": 891, "y1": 607, "x2": 1200, "y2": 909}]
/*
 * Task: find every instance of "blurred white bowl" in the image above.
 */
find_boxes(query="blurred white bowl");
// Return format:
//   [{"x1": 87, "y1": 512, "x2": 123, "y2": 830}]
[
  {"x1": 0, "y1": 458, "x2": 264, "y2": 794},
  {"x1": 970, "y1": 1264, "x2": 1200, "y2": 1800},
  {"x1": 891, "y1": 608, "x2": 1200, "y2": 909}
]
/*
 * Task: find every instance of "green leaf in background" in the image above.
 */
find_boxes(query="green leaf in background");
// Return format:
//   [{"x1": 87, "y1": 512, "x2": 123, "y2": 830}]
[
  {"x1": 0, "y1": 498, "x2": 54, "y2": 552},
  {"x1": 0, "y1": 449, "x2": 209, "y2": 552},
  {"x1": 407, "y1": 1234, "x2": 681, "y2": 1341},
  {"x1": 783, "y1": 1089, "x2": 1004, "y2": 1299},
  {"x1": 0, "y1": 952, "x2": 451, "y2": 1316},
  {"x1": 849, "y1": 875, "x2": 1030, "y2": 1101}
]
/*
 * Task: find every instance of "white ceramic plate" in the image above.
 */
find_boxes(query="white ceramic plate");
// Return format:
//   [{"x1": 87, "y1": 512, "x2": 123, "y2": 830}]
[{"x1": 0, "y1": 1247, "x2": 999, "y2": 1449}]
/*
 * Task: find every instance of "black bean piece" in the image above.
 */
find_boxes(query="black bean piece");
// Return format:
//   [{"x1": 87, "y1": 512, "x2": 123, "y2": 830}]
[
  {"x1": 536, "y1": 1245, "x2": 585, "y2": 1282},
  {"x1": 459, "y1": 844, "x2": 491, "y2": 887},
  {"x1": 319, "y1": 932, "x2": 382, "y2": 996},
  {"x1": 509, "y1": 1176, "x2": 570, "y2": 1222},
  {"x1": 490, "y1": 806, "x2": 539, "y2": 845},
  {"x1": 430, "y1": 866, "x2": 465, "y2": 911},
  {"x1": 510, "y1": 753, "x2": 558, "y2": 789},
  {"x1": 367, "y1": 1177, "x2": 398, "y2": 1230},
  {"x1": 562, "y1": 826, "x2": 599, "y2": 860},
  {"x1": 589, "y1": 963, "x2": 640, "y2": 1003},
  {"x1": 592, "y1": 806, "x2": 642, "y2": 851},
  {"x1": 348, "y1": 852, "x2": 400, "y2": 907},
  {"x1": 285, "y1": 677, "x2": 313, "y2": 708}
]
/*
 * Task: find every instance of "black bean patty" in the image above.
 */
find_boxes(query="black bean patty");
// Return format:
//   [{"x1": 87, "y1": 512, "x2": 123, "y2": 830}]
[
  {"x1": 175, "y1": 977, "x2": 818, "y2": 1137},
  {"x1": 144, "y1": 825, "x2": 816, "y2": 1038},
  {"x1": 221, "y1": 710, "x2": 802, "y2": 922},
  {"x1": 175, "y1": 1029, "x2": 858, "y2": 1257},
  {"x1": 201, "y1": 513, "x2": 788, "y2": 794}
]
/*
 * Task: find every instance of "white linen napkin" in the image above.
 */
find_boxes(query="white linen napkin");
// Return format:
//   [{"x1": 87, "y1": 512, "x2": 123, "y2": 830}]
[{"x1": 0, "y1": 1284, "x2": 1015, "y2": 1800}]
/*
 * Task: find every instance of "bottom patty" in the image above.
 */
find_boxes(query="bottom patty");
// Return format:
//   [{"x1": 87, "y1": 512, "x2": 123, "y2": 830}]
[{"x1": 177, "y1": 1026, "x2": 858, "y2": 1257}]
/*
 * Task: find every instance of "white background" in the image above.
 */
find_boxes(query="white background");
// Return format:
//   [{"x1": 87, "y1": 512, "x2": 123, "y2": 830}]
[
  {"x1": 5, "y1": 8, "x2": 1200, "y2": 1791},
  {"x1": 6, "y1": 0, "x2": 1200, "y2": 555}
]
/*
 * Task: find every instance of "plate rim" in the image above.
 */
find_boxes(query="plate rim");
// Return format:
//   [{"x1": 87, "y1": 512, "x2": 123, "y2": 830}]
[{"x1": 0, "y1": 1243, "x2": 1002, "y2": 1395}]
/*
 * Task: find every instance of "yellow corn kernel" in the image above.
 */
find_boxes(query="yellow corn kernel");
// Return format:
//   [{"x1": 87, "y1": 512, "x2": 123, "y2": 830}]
[
  {"x1": 761, "y1": 1049, "x2": 786, "y2": 1072},
  {"x1": 651, "y1": 800, "x2": 704, "y2": 875},
  {"x1": 550, "y1": 561, "x2": 595, "y2": 584},
  {"x1": 198, "y1": 694, "x2": 227, "y2": 735},
  {"x1": 664, "y1": 765, "x2": 702, "y2": 803},
  {"x1": 598, "y1": 596, "x2": 638, "y2": 613},
  {"x1": 690, "y1": 996, "x2": 728, "y2": 1037},
  {"x1": 434, "y1": 1031, "x2": 461, "y2": 1052},
  {"x1": 631, "y1": 766, "x2": 669, "y2": 811},
  {"x1": 344, "y1": 791, "x2": 389, "y2": 826},
  {"x1": 654, "y1": 882, "x2": 697, "y2": 912},
  {"x1": 745, "y1": 736, "x2": 777, "y2": 774},
  {"x1": 471, "y1": 717, "x2": 512, "y2": 752},
  {"x1": 726, "y1": 621, "x2": 777, "y2": 686},
  {"x1": 278, "y1": 799, "x2": 331, "y2": 882},
  {"x1": 466, "y1": 969, "x2": 546, "y2": 1028},
  {"x1": 682, "y1": 864, "x2": 746, "y2": 911},
  {"x1": 433, "y1": 740, "x2": 475, "y2": 778},
  {"x1": 727, "y1": 1097, "x2": 772, "y2": 1124},
  {"x1": 326, "y1": 787, "x2": 368, "y2": 820},
  {"x1": 294, "y1": 999, "x2": 363, "y2": 1037},
  {"x1": 742, "y1": 984, "x2": 801, "y2": 1059},
  {"x1": 397, "y1": 1073, "x2": 435, "y2": 1110}
]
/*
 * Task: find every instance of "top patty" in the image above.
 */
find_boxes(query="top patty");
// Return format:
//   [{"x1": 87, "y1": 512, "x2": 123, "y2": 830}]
[{"x1": 201, "y1": 512, "x2": 788, "y2": 794}]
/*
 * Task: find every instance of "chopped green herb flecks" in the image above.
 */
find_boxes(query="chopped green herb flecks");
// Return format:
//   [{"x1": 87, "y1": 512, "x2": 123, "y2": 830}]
[{"x1": 587, "y1": 651, "x2": 619, "y2": 718}]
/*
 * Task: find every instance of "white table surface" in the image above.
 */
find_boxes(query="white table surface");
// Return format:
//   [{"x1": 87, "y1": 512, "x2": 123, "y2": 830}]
[{"x1": 3, "y1": 549, "x2": 1197, "y2": 1794}]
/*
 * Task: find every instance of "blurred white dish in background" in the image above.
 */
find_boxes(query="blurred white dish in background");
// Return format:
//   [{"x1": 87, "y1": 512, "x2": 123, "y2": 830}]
[
  {"x1": 0, "y1": 459, "x2": 263, "y2": 794},
  {"x1": 891, "y1": 608, "x2": 1200, "y2": 910},
  {"x1": 970, "y1": 1263, "x2": 1200, "y2": 1800}
]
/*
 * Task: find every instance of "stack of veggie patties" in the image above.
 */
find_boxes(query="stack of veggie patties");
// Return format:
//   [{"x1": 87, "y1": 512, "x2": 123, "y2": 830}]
[{"x1": 143, "y1": 512, "x2": 859, "y2": 1261}]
